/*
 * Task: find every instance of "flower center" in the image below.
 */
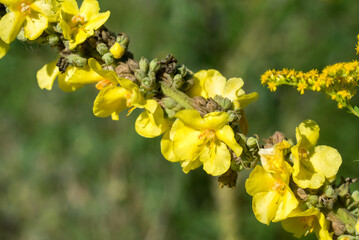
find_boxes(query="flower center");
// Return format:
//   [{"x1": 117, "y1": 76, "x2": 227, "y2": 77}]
[
  {"x1": 272, "y1": 180, "x2": 286, "y2": 194},
  {"x1": 299, "y1": 148, "x2": 309, "y2": 160},
  {"x1": 96, "y1": 80, "x2": 113, "y2": 90},
  {"x1": 20, "y1": 2, "x2": 31, "y2": 15},
  {"x1": 198, "y1": 129, "x2": 216, "y2": 141},
  {"x1": 72, "y1": 15, "x2": 86, "y2": 24}
]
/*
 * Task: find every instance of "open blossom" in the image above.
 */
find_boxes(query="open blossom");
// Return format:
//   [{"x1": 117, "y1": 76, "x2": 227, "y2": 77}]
[
  {"x1": 37, "y1": 58, "x2": 89, "y2": 92},
  {"x1": 281, "y1": 207, "x2": 332, "y2": 240},
  {"x1": 245, "y1": 164, "x2": 298, "y2": 225},
  {"x1": 187, "y1": 69, "x2": 258, "y2": 110},
  {"x1": 161, "y1": 109, "x2": 242, "y2": 176},
  {"x1": 291, "y1": 120, "x2": 342, "y2": 189},
  {"x1": 60, "y1": 0, "x2": 110, "y2": 49},
  {"x1": 0, "y1": 0, "x2": 59, "y2": 44}
]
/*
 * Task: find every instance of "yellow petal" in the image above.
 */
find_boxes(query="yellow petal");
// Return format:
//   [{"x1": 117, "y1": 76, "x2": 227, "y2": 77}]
[
  {"x1": 0, "y1": 39, "x2": 9, "y2": 59},
  {"x1": 200, "y1": 139, "x2": 231, "y2": 176},
  {"x1": 84, "y1": 11, "x2": 110, "y2": 32},
  {"x1": 60, "y1": 0, "x2": 79, "y2": 15},
  {"x1": 93, "y1": 86, "x2": 128, "y2": 118},
  {"x1": 252, "y1": 191, "x2": 279, "y2": 225},
  {"x1": 172, "y1": 125, "x2": 203, "y2": 161},
  {"x1": 135, "y1": 105, "x2": 169, "y2": 138},
  {"x1": 203, "y1": 69, "x2": 226, "y2": 98},
  {"x1": 110, "y1": 42, "x2": 125, "y2": 59},
  {"x1": 0, "y1": 0, "x2": 22, "y2": 6},
  {"x1": 24, "y1": 12, "x2": 48, "y2": 40},
  {"x1": 161, "y1": 131, "x2": 178, "y2": 162},
  {"x1": 223, "y1": 77, "x2": 244, "y2": 101},
  {"x1": 216, "y1": 125, "x2": 242, "y2": 157},
  {"x1": 296, "y1": 119, "x2": 320, "y2": 147},
  {"x1": 30, "y1": 0, "x2": 59, "y2": 22},
  {"x1": 311, "y1": 145, "x2": 342, "y2": 179},
  {"x1": 79, "y1": 0, "x2": 100, "y2": 20},
  {"x1": 36, "y1": 59, "x2": 59, "y2": 90},
  {"x1": 69, "y1": 28, "x2": 88, "y2": 49},
  {"x1": 245, "y1": 166, "x2": 276, "y2": 196},
  {"x1": 273, "y1": 189, "x2": 298, "y2": 222},
  {"x1": 174, "y1": 109, "x2": 205, "y2": 129},
  {"x1": 181, "y1": 159, "x2": 202, "y2": 174},
  {"x1": 67, "y1": 65, "x2": 104, "y2": 84},
  {"x1": 234, "y1": 92, "x2": 259, "y2": 109},
  {"x1": 202, "y1": 111, "x2": 229, "y2": 130},
  {"x1": 187, "y1": 70, "x2": 208, "y2": 98},
  {"x1": 317, "y1": 213, "x2": 332, "y2": 240},
  {"x1": 292, "y1": 149, "x2": 325, "y2": 189},
  {"x1": 0, "y1": 11, "x2": 24, "y2": 44}
]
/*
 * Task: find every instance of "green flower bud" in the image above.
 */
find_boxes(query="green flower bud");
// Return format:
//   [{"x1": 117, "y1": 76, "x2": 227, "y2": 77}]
[
  {"x1": 102, "y1": 52, "x2": 114, "y2": 65},
  {"x1": 214, "y1": 95, "x2": 232, "y2": 110},
  {"x1": 227, "y1": 110, "x2": 238, "y2": 122},
  {"x1": 142, "y1": 77, "x2": 152, "y2": 87},
  {"x1": 346, "y1": 224, "x2": 355, "y2": 235},
  {"x1": 139, "y1": 57, "x2": 149, "y2": 73},
  {"x1": 247, "y1": 137, "x2": 258, "y2": 148},
  {"x1": 177, "y1": 65, "x2": 188, "y2": 77},
  {"x1": 308, "y1": 195, "x2": 319, "y2": 205},
  {"x1": 96, "y1": 43, "x2": 109, "y2": 55},
  {"x1": 54, "y1": 23, "x2": 63, "y2": 33},
  {"x1": 74, "y1": 57, "x2": 87, "y2": 68},
  {"x1": 116, "y1": 34, "x2": 129, "y2": 48},
  {"x1": 48, "y1": 34, "x2": 60, "y2": 46},
  {"x1": 135, "y1": 70, "x2": 146, "y2": 82},
  {"x1": 324, "y1": 185, "x2": 335, "y2": 197},
  {"x1": 149, "y1": 59, "x2": 160, "y2": 72}
]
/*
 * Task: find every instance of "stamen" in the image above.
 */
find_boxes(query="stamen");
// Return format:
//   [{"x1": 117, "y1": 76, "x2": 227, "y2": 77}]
[
  {"x1": 95, "y1": 80, "x2": 113, "y2": 90},
  {"x1": 20, "y1": 3, "x2": 31, "y2": 14},
  {"x1": 72, "y1": 15, "x2": 85, "y2": 24}
]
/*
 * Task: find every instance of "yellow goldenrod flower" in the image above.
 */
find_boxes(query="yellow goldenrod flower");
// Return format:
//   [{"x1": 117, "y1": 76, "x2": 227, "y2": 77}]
[
  {"x1": 281, "y1": 207, "x2": 332, "y2": 240},
  {"x1": 0, "y1": 38, "x2": 9, "y2": 58},
  {"x1": 245, "y1": 165, "x2": 298, "y2": 225},
  {"x1": 268, "y1": 81, "x2": 277, "y2": 92},
  {"x1": 60, "y1": 0, "x2": 110, "y2": 49},
  {"x1": 37, "y1": 58, "x2": 89, "y2": 92},
  {"x1": 89, "y1": 61, "x2": 168, "y2": 137},
  {"x1": 0, "y1": 0, "x2": 59, "y2": 43},
  {"x1": 161, "y1": 109, "x2": 242, "y2": 176},
  {"x1": 187, "y1": 69, "x2": 258, "y2": 110},
  {"x1": 297, "y1": 81, "x2": 308, "y2": 95},
  {"x1": 291, "y1": 120, "x2": 342, "y2": 189}
]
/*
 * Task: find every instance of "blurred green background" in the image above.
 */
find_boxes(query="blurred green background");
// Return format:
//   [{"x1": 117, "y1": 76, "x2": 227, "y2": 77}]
[{"x1": 0, "y1": 0, "x2": 358, "y2": 239}]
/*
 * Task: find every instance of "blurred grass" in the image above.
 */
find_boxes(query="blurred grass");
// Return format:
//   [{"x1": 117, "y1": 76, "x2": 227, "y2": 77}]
[{"x1": 0, "y1": 0, "x2": 358, "y2": 239}]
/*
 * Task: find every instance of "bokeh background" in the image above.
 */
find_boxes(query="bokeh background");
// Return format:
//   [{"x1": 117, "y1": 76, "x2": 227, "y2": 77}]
[{"x1": 0, "y1": 0, "x2": 358, "y2": 239}]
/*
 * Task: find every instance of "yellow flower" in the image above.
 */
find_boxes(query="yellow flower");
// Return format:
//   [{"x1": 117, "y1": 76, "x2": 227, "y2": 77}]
[
  {"x1": 258, "y1": 140, "x2": 292, "y2": 174},
  {"x1": 281, "y1": 207, "x2": 332, "y2": 240},
  {"x1": 89, "y1": 62, "x2": 168, "y2": 137},
  {"x1": 110, "y1": 42, "x2": 125, "y2": 59},
  {"x1": 291, "y1": 120, "x2": 342, "y2": 189},
  {"x1": 60, "y1": 0, "x2": 110, "y2": 49},
  {"x1": 187, "y1": 69, "x2": 258, "y2": 110},
  {"x1": 245, "y1": 165, "x2": 298, "y2": 225},
  {"x1": 36, "y1": 58, "x2": 90, "y2": 92},
  {"x1": 356, "y1": 220, "x2": 359, "y2": 234},
  {"x1": 0, "y1": 0, "x2": 59, "y2": 44},
  {"x1": 297, "y1": 81, "x2": 308, "y2": 95},
  {"x1": 161, "y1": 109, "x2": 242, "y2": 176},
  {"x1": 0, "y1": 38, "x2": 9, "y2": 58}
]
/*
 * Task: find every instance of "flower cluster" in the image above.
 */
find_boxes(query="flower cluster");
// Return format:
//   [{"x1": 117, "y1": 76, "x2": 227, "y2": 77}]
[
  {"x1": 246, "y1": 120, "x2": 344, "y2": 239},
  {"x1": 261, "y1": 61, "x2": 359, "y2": 116}
]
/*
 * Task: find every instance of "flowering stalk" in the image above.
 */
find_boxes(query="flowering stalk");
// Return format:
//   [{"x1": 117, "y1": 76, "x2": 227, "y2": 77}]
[{"x1": 0, "y1": 1, "x2": 358, "y2": 239}]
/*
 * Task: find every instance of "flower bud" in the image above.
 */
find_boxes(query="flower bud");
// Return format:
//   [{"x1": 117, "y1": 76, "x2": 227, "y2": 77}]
[
  {"x1": 352, "y1": 190, "x2": 359, "y2": 202},
  {"x1": 227, "y1": 110, "x2": 238, "y2": 122},
  {"x1": 110, "y1": 42, "x2": 125, "y2": 59},
  {"x1": 74, "y1": 57, "x2": 87, "y2": 68},
  {"x1": 149, "y1": 59, "x2": 160, "y2": 72},
  {"x1": 173, "y1": 74, "x2": 183, "y2": 89},
  {"x1": 247, "y1": 137, "x2": 258, "y2": 148},
  {"x1": 177, "y1": 65, "x2": 187, "y2": 76},
  {"x1": 308, "y1": 195, "x2": 319, "y2": 205},
  {"x1": 139, "y1": 57, "x2": 149, "y2": 73},
  {"x1": 324, "y1": 185, "x2": 335, "y2": 197},
  {"x1": 48, "y1": 34, "x2": 60, "y2": 46},
  {"x1": 214, "y1": 95, "x2": 231, "y2": 110},
  {"x1": 102, "y1": 52, "x2": 114, "y2": 65},
  {"x1": 54, "y1": 23, "x2": 63, "y2": 33},
  {"x1": 162, "y1": 97, "x2": 177, "y2": 109},
  {"x1": 96, "y1": 43, "x2": 109, "y2": 55},
  {"x1": 116, "y1": 34, "x2": 129, "y2": 48}
]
